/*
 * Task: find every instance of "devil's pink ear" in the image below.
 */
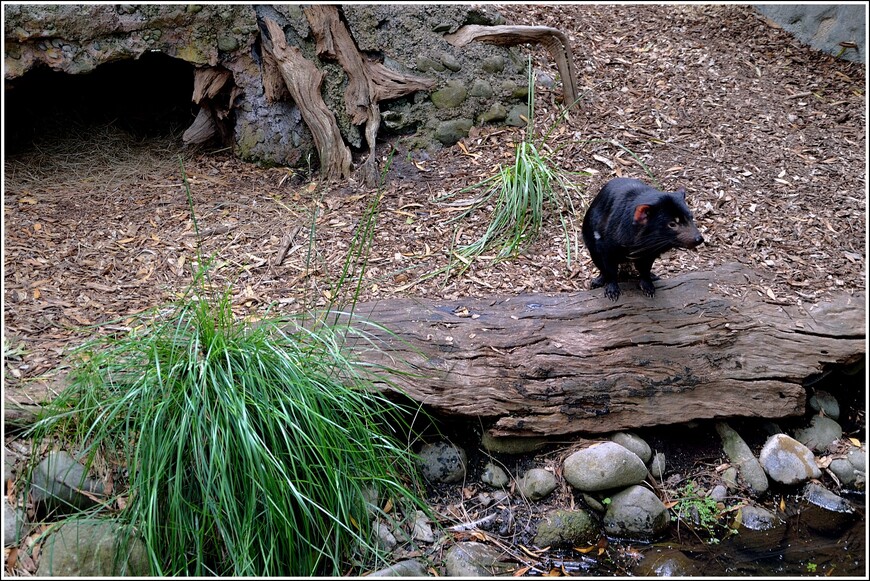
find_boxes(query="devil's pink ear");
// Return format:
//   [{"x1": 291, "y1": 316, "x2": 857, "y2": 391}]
[
  {"x1": 675, "y1": 187, "x2": 686, "y2": 199},
  {"x1": 633, "y1": 204, "x2": 651, "y2": 225}
]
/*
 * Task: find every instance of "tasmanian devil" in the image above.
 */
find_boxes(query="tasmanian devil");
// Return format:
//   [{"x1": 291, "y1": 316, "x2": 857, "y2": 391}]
[{"x1": 581, "y1": 177, "x2": 704, "y2": 301}]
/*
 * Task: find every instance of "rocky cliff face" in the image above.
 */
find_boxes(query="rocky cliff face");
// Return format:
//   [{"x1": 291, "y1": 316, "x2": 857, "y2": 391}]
[{"x1": 4, "y1": 4, "x2": 532, "y2": 168}]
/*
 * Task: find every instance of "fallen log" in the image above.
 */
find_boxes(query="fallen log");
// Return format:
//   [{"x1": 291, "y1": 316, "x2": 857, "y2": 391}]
[{"x1": 343, "y1": 263, "x2": 865, "y2": 438}]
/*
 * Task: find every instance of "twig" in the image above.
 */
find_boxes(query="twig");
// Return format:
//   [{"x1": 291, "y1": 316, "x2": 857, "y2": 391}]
[
  {"x1": 448, "y1": 512, "x2": 499, "y2": 532},
  {"x1": 273, "y1": 224, "x2": 303, "y2": 267}
]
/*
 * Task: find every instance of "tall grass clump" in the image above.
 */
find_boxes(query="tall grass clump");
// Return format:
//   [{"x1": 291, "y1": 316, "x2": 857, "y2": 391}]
[
  {"x1": 25, "y1": 160, "x2": 427, "y2": 576},
  {"x1": 433, "y1": 57, "x2": 590, "y2": 278}
]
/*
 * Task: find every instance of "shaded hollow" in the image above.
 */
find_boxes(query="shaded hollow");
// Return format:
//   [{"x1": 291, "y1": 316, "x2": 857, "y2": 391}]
[{"x1": 4, "y1": 51, "x2": 196, "y2": 154}]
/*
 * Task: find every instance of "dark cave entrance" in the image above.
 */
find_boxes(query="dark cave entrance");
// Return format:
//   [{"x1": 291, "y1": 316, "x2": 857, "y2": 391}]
[{"x1": 4, "y1": 51, "x2": 196, "y2": 155}]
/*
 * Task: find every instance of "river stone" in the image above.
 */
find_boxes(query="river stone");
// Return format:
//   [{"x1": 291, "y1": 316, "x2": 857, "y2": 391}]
[
  {"x1": 828, "y1": 457, "x2": 860, "y2": 488},
  {"x1": 602, "y1": 485, "x2": 670, "y2": 541},
  {"x1": 714, "y1": 422, "x2": 769, "y2": 495},
  {"x1": 721, "y1": 466, "x2": 739, "y2": 490},
  {"x1": 505, "y1": 104, "x2": 529, "y2": 127},
  {"x1": 533, "y1": 509, "x2": 598, "y2": 548},
  {"x1": 368, "y1": 558, "x2": 430, "y2": 577},
  {"x1": 478, "y1": 102, "x2": 508, "y2": 124},
  {"x1": 3, "y1": 452, "x2": 16, "y2": 485},
  {"x1": 374, "y1": 520, "x2": 398, "y2": 551},
  {"x1": 517, "y1": 468, "x2": 557, "y2": 501},
  {"x1": 434, "y1": 119, "x2": 473, "y2": 146},
  {"x1": 417, "y1": 441, "x2": 467, "y2": 483},
  {"x1": 31, "y1": 451, "x2": 105, "y2": 513},
  {"x1": 440, "y1": 52, "x2": 462, "y2": 72},
  {"x1": 800, "y1": 482, "x2": 856, "y2": 536},
  {"x1": 758, "y1": 433, "x2": 821, "y2": 485},
  {"x1": 430, "y1": 81, "x2": 468, "y2": 109},
  {"x1": 648, "y1": 452, "x2": 667, "y2": 480},
  {"x1": 36, "y1": 520, "x2": 149, "y2": 576},
  {"x1": 610, "y1": 432, "x2": 652, "y2": 464},
  {"x1": 411, "y1": 510, "x2": 435, "y2": 543},
  {"x1": 564, "y1": 442, "x2": 648, "y2": 492},
  {"x1": 416, "y1": 55, "x2": 445, "y2": 73},
  {"x1": 3, "y1": 499, "x2": 28, "y2": 547},
  {"x1": 480, "y1": 462, "x2": 510, "y2": 488},
  {"x1": 808, "y1": 390, "x2": 840, "y2": 420},
  {"x1": 444, "y1": 541, "x2": 512, "y2": 576},
  {"x1": 632, "y1": 548, "x2": 699, "y2": 576},
  {"x1": 709, "y1": 484, "x2": 728, "y2": 502},
  {"x1": 793, "y1": 415, "x2": 843, "y2": 452},
  {"x1": 829, "y1": 444, "x2": 865, "y2": 488},
  {"x1": 481, "y1": 55, "x2": 505, "y2": 73},
  {"x1": 731, "y1": 504, "x2": 786, "y2": 552},
  {"x1": 468, "y1": 79, "x2": 493, "y2": 98}
]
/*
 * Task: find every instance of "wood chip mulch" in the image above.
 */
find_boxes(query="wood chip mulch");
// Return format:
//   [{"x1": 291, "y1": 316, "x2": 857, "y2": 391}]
[{"x1": 3, "y1": 4, "x2": 865, "y2": 410}]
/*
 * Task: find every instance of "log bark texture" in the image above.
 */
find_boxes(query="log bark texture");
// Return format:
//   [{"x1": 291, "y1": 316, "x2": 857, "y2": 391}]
[
  {"x1": 343, "y1": 263, "x2": 865, "y2": 437},
  {"x1": 261, "y1": 18, "x2": 352, "y2": 182},
  {"x1": 304, "y1": 5, "x2": 437, "y2": 187}
]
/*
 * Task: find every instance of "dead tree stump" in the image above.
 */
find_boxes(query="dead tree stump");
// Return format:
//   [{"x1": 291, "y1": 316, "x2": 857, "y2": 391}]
[{"x1": 342, "y1": 263, "x2": 865, "y2": 438}]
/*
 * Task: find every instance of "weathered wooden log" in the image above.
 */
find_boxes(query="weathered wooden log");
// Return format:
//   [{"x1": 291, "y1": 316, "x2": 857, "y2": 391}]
[
  {"x1": 261, "y1": 18, "x2": 352, "y2": 182},
  {"x1": 191, "y1": 67, "x2": 232, "y2": 103},
  {"x1": 343, "y1": 263, "x2": 865, "y2": 437},
  {"x1": 445, "y1": 24, "x2": 581, "y2": 108},
  {"x1": 304, "y1": 5, "x2": 437, "y2": 187}
]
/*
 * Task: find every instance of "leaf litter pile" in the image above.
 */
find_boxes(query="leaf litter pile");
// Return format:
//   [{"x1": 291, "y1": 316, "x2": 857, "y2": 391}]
[{"x1": 2, "y1": 4, "x2": 866, "y2": 575}]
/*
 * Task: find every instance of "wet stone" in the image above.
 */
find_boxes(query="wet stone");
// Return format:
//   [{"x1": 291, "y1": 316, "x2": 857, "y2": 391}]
[
  {"x1": 759, "y1": 433, "x2": 821, "y2": 485},
  {"x1": 533, "y1": 509, "x2": 598, "y2": 548},
  {"x1": 800, "y1": 482, "x2": 856, "y2": 537},
  {"x1": 730, "y1": 504, "x2": 786, "y2": 553},
  {"x1": 444, "y1": 541, "x2": 513, "y2": 576},
  {"x1": 633, "y1": 548, "x2": 700, "y2": 576},
  {"x1": 602, "y1": 485, "x2": 670, "y2": 541}
]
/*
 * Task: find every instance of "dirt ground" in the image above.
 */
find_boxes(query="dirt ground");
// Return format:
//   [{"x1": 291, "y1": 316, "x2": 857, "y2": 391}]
[
  {"x1": 3, "y1": 5, "x2": 865, "y2": 405},
  {"x1": 2, "y1": 3, "x2": 866, "y2": 575}
]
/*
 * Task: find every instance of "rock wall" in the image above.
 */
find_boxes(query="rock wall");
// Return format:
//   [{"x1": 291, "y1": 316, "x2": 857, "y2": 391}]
[
  {"x1": 3, "y1": 4, "x2": 532, "y2": 168},
  {"x1": 755, "y1": 4, "x2": 866, "y2": 63}
]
